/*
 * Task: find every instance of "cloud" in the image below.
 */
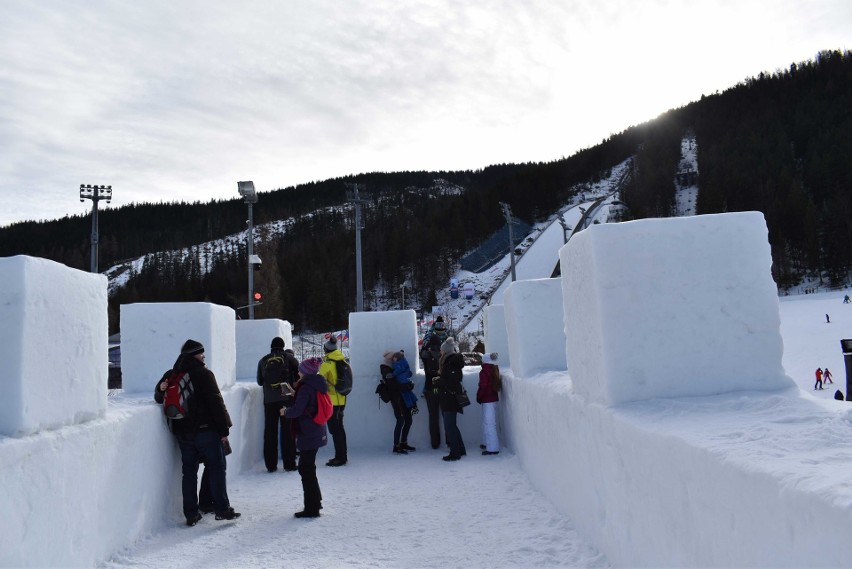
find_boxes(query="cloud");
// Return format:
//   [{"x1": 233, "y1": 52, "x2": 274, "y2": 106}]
[{"x1": 0, "y1": 0, "x2": 849, "y2": 226}]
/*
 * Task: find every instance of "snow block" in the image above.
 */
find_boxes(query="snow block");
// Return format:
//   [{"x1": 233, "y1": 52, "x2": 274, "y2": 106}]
[
  {"x1": 346, "y1": 310, "x2": 420, "y2": 446},
  {"x1": 504, "y1": 278, "x2": 567, "y2": 377},
  {"x1": 483, "y1": 304, "x2": 510, "y2": 370},
  {"x1": 235, "y1": 318, "x2": 293, "y2": 381},
  {"x1": 120, "y1": 302, "x2": 237, "y2": 393},
  {"x1": 0, "y1": 256, "x2": 108, "y2": 437},
  {"x1": 559, "y1": 212, "x2": 793, "y2": 405}
]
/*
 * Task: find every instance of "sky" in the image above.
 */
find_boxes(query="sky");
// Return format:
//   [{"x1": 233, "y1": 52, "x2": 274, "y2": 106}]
[{"x1": 1, "y1": 0, "x2": 850, "y2": 227}]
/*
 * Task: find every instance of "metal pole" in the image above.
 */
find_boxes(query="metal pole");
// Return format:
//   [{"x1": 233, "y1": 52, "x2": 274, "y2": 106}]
[
  {"x1": 500, "y1": 202, "x2": 517, "y2": 282},
  {"x1": 346, "y1": 183, "x2": 368, "y2": 312},
  {"x1": 247, "y1": 201, "x2": 254, "y2": 319},
  {"x1": 90, "y1": 200, "x2": 99, "y2": 273},
  {"x1": 401, "y1": 284, "x2": 405, "y2": 310},
  {"x1": 355, "y1": 197, "x2": 364, "y2": 312}
]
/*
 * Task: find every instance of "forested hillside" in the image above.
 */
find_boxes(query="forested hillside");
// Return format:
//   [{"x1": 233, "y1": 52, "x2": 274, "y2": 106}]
[{"x1": 1, "y1": 49, "x2": 849, "y2": 333}]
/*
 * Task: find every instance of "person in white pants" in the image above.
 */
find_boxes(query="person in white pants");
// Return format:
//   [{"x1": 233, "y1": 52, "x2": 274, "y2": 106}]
[{"x1": 477, "y1": 352, "x2": 502, "y2": 455}]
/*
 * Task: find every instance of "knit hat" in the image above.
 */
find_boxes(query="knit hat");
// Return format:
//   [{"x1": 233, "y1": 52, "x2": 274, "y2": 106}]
[
  {"x1": 382, "y1": 351, "x2": 395, "y2": 367},
  {"x1": 434, "y1": 318, "x2": 446, "y2": 331},
  {"x1": 323, "y1": 336, "x2": 338, "y2": 353},
  {"x1": 483, "y1": 352, "x2": 498, "y2": 365},
  {"x1": 271, "y1": 336, "x2": 285, "y2": 349},
  {"x1": 181, "y1": 339, "x2": 204, "y2": 356},
  {"x1": 440, "y1": 337, "x2": 457, "y2": 355},
  {"x1": 299, "y1": 356, "x2": 322, "y2": 376}
]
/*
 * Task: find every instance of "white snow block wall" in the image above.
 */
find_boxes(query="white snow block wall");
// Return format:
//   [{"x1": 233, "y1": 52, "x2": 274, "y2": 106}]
[
  {"x1": 504, "y1": 278, "x2": 567, "y2": 377},
  {"x1": 483, "y1": 304, "x2": 510, "y2": 370},
  {"x1": 345, "y1": 310, "x2": 483, "y2": 449},
  {"x1": 0, "y1": 256, "x2": 107, "y2": 437},
  {"x1": 559, "y1": 212, "x2": 793, "y2": 405},
  {"x1": 120, "y1": 302, "x2": 237, "y2": 393},
  {"x1": 235, "y1": 318, "x2": 292, "y2": 381}
]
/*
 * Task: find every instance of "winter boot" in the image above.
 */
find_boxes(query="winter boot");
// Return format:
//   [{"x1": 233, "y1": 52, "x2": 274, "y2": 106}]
[
  {"x1": 393, "y1": 445, "x2": 408, "y2": 455},
  {"x1": 400, "y1": 442, "x2": 416, "y2": 452}
]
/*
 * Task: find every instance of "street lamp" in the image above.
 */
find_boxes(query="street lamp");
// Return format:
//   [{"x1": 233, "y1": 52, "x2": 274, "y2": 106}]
[
  {"x1": 238, "y1": 181, "x2": 259, "y2": 319},
  {"x1": 79, "y1": 184, "x2": 112, "y2": 273},
  {"x1": 558, "y1": 216, "x2": 573, "y2": 244}
]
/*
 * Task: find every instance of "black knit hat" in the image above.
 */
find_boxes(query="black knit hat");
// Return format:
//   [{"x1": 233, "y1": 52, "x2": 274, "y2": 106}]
[
  {"x1": 323, "y1": 335, "x2": 338, "y2": 353},
  {"x1": 271, "y1": 336, "x2": 285, "y2": 349},
  {"x1": 181, "y1": 339, "x2": 205, "y2": 356}
]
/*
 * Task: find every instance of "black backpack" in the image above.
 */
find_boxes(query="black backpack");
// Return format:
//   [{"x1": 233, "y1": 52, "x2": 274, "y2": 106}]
[
  {"x1": 262, "y1": 353, "x2": 294, "y2": 404},
  {"x1": 334, "y1": 359, "x2": 354, "y2": 396}
]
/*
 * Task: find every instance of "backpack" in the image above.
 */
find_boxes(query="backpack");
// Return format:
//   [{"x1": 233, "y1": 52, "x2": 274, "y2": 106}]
[
  {"x1": 334, "y1": 359, "x2": 354, "y2": 396},
  {"x1": 375, "y1": 381, "x2": 391, "y2": 403},
  {"x1": 161, "y1": 370, "x2": 193, "y2": 431},
  {"x1": 313, "y1": 391, "x2": 334, "y2": 425},
  {"x1": 262, "y1": 353, "x2": 294, "y2": 403}
]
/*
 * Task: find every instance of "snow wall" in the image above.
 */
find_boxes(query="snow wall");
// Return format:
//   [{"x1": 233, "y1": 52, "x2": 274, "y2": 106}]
[
  {"x1": 499, "y1": 212, "x2": 852, "y2": 567},
  {"x1": 3, "y1": 211, "x2": 848, "y2": 567}
]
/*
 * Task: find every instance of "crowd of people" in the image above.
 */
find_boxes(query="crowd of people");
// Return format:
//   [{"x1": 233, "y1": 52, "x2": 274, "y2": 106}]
[{"x1": 154, "y1": 318, "x2": 502, "y2": 526}]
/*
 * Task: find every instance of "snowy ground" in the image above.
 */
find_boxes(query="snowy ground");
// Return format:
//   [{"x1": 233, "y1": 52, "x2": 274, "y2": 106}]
[{"x1": 102, "y1": 450, "x2": 608, "y2": 569}]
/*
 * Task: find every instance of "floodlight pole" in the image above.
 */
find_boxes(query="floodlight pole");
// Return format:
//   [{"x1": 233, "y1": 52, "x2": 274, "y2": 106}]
[
  {"x1": 79, "y1": 184, "x2": 112, "y2": 273},
  {"x1": 238, "y1": 181, "x2": 258, "y2": 319},
  {"x1": 346, "y1": 183, "x2": 369, "y2": 312},
  {"x1": 500, "y1": 202, "x2": 517, "y2": 282}
]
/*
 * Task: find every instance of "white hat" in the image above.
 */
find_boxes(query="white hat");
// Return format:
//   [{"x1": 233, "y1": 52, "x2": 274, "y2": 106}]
[
  {"x1": 440, "y1": 337, "x2": 457, "y2": 355},
  {"x1": 483, "y1": 352, "x2": 498, "y2": 365}
]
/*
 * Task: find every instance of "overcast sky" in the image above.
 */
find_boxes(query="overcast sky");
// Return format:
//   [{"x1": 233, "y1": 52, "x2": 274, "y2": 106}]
[{"x1": 1, "y1": 0, "x2": 849, "y2": 227}]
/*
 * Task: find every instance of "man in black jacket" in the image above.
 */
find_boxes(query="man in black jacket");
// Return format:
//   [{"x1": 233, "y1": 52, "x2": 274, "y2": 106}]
[
  {"x1": 256, "y1": 337, "x2": 300, "y2": 472},
  {"x1": 155, "y1": 339, "x2": 241, "y2": 526}
]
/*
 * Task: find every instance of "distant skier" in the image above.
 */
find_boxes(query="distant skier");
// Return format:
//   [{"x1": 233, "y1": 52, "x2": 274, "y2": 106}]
[
  {"x1": 844, "y1": 295, "x2": 850, "y2": 304},
  {"x1": 815, "y1": 367, "x2": 824, "y2": 390},
  {"x1": 823, "y1": 367, "x2": 834, "y2": 385},
  {"x1": 826, "y1": 313, "x2": 831, "y2": 323}
]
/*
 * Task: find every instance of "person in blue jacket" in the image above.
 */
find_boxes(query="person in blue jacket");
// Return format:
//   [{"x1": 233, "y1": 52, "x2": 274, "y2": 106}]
[
  {"x1": 282, "y1": 356, "x2": 328, "y2": 518},
  {"x1": 387, "y1": 350, "x2": 418, "y2": 454}
]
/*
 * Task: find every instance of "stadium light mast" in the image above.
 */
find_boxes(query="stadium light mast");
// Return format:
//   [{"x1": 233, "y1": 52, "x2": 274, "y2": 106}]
[
  {"x1": 345, "y1": 182, "x2": 369, "y2": 312},
  {"x1": 500, "y1": 202, "x2": 517, "y2": 282},
  {"x1": 79, "y1": 184, "x2": 112, "y2": 273},
  {"x1": 238, "y1": 181, "x2": 259, "y2": 319}
]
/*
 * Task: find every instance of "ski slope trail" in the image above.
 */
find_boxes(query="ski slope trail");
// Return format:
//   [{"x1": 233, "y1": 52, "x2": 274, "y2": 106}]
[{"x1": 102, "y1": 450, "x2": 608, "y2": 569}]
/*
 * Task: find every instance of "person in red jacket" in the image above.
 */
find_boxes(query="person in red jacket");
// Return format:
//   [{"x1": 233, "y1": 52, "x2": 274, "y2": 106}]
[
  {"x1": 815, "y1": 367, "x2": 824, "y2": 390},
  {"x1": 477, "y1": 352, "x2": 501, "y2": 455}
]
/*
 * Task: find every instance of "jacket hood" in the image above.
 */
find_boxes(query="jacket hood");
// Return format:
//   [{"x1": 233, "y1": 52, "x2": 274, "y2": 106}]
[{"x1": 324, "y1": 349, "x2": 346, "y2": 363}]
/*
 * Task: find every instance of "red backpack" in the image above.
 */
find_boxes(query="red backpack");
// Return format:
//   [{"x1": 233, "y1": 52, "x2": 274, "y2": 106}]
[
  {"x1": 313, "y1": 391, "x2": 333, "y2": 425},
  {"x1": 163, "y1": 370, "x2": 193, "y2": 419}
]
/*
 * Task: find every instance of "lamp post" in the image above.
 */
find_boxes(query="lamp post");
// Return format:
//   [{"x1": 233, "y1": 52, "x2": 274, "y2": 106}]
[
  {"x1": 79, "y1": 184, "x2": 112, "y2": 273},
  {"x1": 237, "y1": 181, "x2": 258, "y2": 319},
  {"x1": 499, "y1": 202, "x2": 517, "y2": 282},
  {"x1": 558, "y1": 216, "x2": 573, "y2": 244},
  {"x1": 345, "y1": 182, "x2": 369, "y2": 312}
]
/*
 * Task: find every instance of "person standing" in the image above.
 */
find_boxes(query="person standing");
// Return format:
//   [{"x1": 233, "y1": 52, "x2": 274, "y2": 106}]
[
  {"x1": 815, "y1": 367, "x2": 824, "y2": 390},
  {"x1": 388, "y1": 350, "x2": 417, "y2": 454},
  {"x1": 477, "y1": 352, "x2": 501, "y2": 455},
  {"x1": 435, "y1": 337, "x2": 467, "y2": 461},
  {"x1": 155, "y1": 339, "x2": 240, "y2": 526},
  {"x1": 283, "y1": 357, "x2": 328, "y2": 518},
  {"x1": 823, "y1": 367, "x2": 834, "y2": 385},
  {"x1": 257, "y1": 337, "x2": 300, "y2": 473},
  {"x1": 320, "y1": 335, "x2": 348, "y2": 466},
  {"x1": 419, "y1": 333, "x2": 445, "y2": 449}
]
